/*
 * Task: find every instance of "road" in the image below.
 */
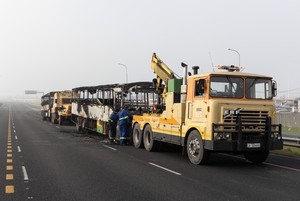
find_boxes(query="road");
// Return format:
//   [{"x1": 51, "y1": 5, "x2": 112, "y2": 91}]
[{"x1": 0, "y1": 101, "x2": 299, "y2": 201}]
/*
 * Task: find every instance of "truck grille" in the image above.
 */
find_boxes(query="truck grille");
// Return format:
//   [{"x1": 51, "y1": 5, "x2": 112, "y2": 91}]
[{"x1": 223, "y1": 110, "x2": 269, "y2": 130}]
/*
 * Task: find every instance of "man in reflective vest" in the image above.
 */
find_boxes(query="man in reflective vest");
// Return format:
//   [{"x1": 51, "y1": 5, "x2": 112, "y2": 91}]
[
  {"x1": 118, "y1": 107, "x2": 130, "y2": 145},
  {"x1": 108, "y1": 110, "x2": 118, "y2": 144}
]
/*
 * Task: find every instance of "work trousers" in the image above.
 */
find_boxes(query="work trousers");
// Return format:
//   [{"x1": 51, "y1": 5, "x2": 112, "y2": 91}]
[{"x1": 119, "y1": 124, "x2": 128, "y2": 145}]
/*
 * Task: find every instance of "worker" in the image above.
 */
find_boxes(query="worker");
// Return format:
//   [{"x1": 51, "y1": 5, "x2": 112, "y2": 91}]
[
  {"x1": 118, "y1": 106, "x2": 130, "y2": 145},
  {"x1": 108, "y1": 110, "x2": 118, "y2": 144}
]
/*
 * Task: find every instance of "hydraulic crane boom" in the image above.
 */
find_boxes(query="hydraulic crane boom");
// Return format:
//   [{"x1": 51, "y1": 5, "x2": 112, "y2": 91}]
[{"x1": 151, "y1": 53, "x2": 178, "y2": 96}]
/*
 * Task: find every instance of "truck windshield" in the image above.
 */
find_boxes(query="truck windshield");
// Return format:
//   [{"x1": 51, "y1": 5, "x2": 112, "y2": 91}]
[
  {"x1": 246, "y1": 78, "x2": 272, "y2": 99},
  {"x1": 210, "y1": 76, "x2": 244, "y2": 98}
]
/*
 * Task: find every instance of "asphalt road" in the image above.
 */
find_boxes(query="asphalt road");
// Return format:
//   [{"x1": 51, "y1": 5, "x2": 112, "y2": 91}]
[{"x1": 0, "y1": 102, "x2": 299, "y2": 201}]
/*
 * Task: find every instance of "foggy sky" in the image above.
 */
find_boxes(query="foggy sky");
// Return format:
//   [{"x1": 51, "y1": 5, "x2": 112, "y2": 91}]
[{"x1": 0, "y1": 0, "x2": 299, "y2": 98}]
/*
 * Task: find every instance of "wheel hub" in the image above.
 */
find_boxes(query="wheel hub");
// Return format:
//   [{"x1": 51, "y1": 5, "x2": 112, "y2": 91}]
[{"x1": 189, "y1": 138, "x2": 200, "y2": 156}]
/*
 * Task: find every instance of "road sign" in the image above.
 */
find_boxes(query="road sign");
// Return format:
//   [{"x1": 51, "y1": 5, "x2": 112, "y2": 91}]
[{"x1": 25, "y1": 90, "x2": 37, "y2": 94}]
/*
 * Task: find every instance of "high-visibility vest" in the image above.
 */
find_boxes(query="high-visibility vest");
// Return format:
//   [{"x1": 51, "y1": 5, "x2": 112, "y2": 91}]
[{"x1": 118, "y1": 109, "x2": 129, "y2": 125}]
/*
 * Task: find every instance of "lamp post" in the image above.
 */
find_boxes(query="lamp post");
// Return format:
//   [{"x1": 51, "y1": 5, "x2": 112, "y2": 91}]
[
  {"x1": 228, "y1": 48, "x2": 240, "y2": 66},
  {"x1": 117, "y1": 63, "x2": 128, "y2": 83}
]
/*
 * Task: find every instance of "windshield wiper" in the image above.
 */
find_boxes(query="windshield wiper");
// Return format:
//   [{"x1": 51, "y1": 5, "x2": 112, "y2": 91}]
[{"x1": 226, "y1": 76, "x2": 236, "y2": 93}]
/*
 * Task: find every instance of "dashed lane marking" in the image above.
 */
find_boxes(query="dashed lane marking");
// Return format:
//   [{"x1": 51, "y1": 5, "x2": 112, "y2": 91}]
[
  {"x1": 17, "y1": 146, "x2": 21, "y2": 153},
  {"x1": 22, "y1": 166, "x2": 29, "y2": 181},
  {"x1": 149, "y1": 162, "x2": 182, "y2": 176},
  {"x1": 5, "y1": 185, "x2": 14, "y2": 194},
  {"x1": 15, "y1": 136, "x2": 18, "y2": 140},
  {"x1": 6, "y1": 174, "x2": 13, "y2": 180},
  {"x1": 103, "y1": 145, "x2": 117, "y2": 151}
]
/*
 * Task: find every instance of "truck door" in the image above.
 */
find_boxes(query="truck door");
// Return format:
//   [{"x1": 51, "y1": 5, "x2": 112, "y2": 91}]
[{"x1": 192, "y1": 78, "x2": 208, "y2": 123}]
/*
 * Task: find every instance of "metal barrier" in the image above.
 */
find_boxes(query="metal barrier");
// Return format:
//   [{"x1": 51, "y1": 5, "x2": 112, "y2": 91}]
[{"x1": 282, "y1": 137, "x2": 300, "y2": 148}]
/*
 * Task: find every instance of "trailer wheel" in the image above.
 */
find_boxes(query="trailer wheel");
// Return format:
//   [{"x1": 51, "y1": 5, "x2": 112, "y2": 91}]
[
  {"x1": 186, "y1": 130, "x2": 210, "y2": 165},
  {"x1": 132, "y1": 123, "x2": 143, "y2": 148},
  {"x1": 143, "y1": 125, "x2": 159, "y2": 152},
  {"x1": 244, "y1": 151, "x2": 269, "y2": 164}
]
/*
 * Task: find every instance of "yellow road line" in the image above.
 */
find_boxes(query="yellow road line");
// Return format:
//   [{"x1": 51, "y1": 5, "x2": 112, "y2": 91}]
[
  {"x1": 6, "y1": 174, "x2": 13, "y2": 180},
  {"x1": 6, "y1": 105, "x2": 15, "y2": 194},
  {"x1": 5, "y1": 185, "x2": 14, "y2": 194}
]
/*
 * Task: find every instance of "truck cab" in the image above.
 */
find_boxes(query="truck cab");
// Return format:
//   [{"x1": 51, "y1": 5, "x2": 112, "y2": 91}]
[{"x1": 183, "y1": 66, "x2": 282, "y2": 164}]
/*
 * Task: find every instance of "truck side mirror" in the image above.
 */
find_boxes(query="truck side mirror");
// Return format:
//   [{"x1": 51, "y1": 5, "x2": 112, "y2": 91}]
[{"x1": 272, "y1": 80, "x2": 277, "y2": 97}]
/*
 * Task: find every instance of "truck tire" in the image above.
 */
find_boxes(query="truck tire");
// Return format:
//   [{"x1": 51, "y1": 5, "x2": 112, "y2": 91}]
[
  {"x1": 143, "y1": 125, "x2": 159, "y2": 152},
  {"x1": 186, "y1": 130, "x2": 210, "y2": 165},
  {"x1": 132, "y1": 123, "x2": 143, "y2": 148},
  {"x1": 244, "y1": 151, "x2": 269, "y2": 164}
]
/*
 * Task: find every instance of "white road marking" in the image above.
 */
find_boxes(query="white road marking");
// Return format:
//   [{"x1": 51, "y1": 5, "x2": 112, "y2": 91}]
[
  {"x1": 22, "y1": 166, "x2": 29, "y2": 181},
  {"x1": 15, "y1": 136, "x2": 18, "y2": 140},
  {"x1": 219, "y1": 153, "x2": 300, "y2": 172},
  {"x1": 56, "y1": 126, "x2": 60, "y2": 129},
  {"x1": 14, "y1": 130, "x2": 16, "y2": 133},
  {"x1": 264, "y1": 162, "x2": 300, "y2": 172},
  {"x1": 103, "y1": 145, "x2": 117, "y2": 151},
  {"x1": 149, "y1": 162, "x2": 182, "y2": 176},
  {"x1": 18, "y1": 146, "x2": 21, "y2": 153}
]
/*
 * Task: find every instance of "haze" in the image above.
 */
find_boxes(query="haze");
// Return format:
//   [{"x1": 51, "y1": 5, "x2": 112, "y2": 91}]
[{"x1": 0, "y1": 0, "x2": 299, "y2": 99}]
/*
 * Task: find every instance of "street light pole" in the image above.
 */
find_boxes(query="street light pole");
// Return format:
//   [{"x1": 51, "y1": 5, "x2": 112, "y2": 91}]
[
  {"x1": 117, "y1": 63, "x2": 128, "y2": 83},
  {"x1": 228, "y1": 48, "x2": 240, "y2": 66}
]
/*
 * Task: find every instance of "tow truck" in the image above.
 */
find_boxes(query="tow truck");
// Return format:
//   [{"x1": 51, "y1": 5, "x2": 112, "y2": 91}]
[{"x1": 131, "y1": 53, "x2": 283, "y2": 164}]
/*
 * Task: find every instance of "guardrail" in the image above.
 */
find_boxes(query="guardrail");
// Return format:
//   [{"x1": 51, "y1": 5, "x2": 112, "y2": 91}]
[{"x1": 282, "y1": 137, "x2": 300, "y2": 148}]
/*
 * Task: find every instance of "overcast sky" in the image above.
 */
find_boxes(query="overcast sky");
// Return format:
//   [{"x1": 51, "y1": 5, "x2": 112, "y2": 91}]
[{"x1": 0, "y1": 0, "x2": 299, "y2": 98}]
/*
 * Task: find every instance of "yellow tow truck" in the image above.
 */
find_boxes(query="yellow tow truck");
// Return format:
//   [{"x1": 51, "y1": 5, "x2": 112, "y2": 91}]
[{"x1": 131, "y1": 53, "x2": 283, "y2": 164}]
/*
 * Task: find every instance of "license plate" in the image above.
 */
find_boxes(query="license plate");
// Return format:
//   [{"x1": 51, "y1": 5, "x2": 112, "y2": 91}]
[{"x1": 247, "y1": 143, "x2": 261, "y2": 148}]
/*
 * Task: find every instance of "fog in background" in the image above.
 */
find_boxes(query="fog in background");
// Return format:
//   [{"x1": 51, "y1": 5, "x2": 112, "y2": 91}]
[{"x1": 0, "y1": 0, "x2": 299, "y2": 99}]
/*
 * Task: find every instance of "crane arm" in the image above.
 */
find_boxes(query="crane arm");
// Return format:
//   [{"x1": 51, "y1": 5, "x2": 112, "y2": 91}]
[{"x1": 151, "y1": 53, "x2": 177, "y2": 95}]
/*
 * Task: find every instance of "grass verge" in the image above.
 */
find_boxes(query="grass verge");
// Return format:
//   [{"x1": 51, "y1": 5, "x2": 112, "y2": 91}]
[{"x1": 272, "y1": 146, "x2": 300, "y2": 157}]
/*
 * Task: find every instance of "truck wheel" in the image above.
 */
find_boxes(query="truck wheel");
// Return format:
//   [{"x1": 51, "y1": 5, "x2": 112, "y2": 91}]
[
  {"x1": 132, "y1": 123, "x2": 143, "y2": 148},
  {"x1": 143, "y1": 125, "x2": 159, "y2": 152},
  {"x1": 186, "y1": 130, "x2": 210, "y2": 165},
  {"x1": 244, "y1": 151, "x2": 269, "y2": 164}
]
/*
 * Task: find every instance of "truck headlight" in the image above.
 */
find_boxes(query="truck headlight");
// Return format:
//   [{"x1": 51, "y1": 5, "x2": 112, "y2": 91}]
[{"x1": 214, "y1": 133, "x2": 231, "y2": 140}]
